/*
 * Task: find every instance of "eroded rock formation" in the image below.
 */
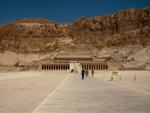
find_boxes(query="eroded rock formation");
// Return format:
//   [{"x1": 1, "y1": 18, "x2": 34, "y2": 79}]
[{"x1": 0, "y1": 7, "x2": 150, "y2": 53}]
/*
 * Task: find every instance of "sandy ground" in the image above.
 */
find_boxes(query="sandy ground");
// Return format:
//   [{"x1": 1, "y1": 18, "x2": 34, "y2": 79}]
[
  {"x1": 0, "y1": 71, "x2": 150, "y2": 113},
  {"x1": 97, "y1": 71, "x2": 150, "y2": 94},
  {"x1": 0, "y1": 71, "x2": 66, "y2": 113},
  {"x1": 32, "y1": 71, "x2": 150, "y2": 113}
]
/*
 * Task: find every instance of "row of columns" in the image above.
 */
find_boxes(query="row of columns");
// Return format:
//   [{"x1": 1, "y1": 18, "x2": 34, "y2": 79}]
[
  {"x1": 42, "y1": 64, "x2": 70, "y2": 70},
  {"x1": 42, "y1": 63, "x2": 108, "y2": 70},
  {"x1": 54, "y1": 58, "x2": 93, "y2": 62},
  {"x1": 81, "y1": 63, "x2": 108, "y2": 70}
]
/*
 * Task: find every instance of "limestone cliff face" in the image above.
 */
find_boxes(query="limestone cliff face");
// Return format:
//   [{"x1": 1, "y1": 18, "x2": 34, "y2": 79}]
[
  {"x1": 69, "y1": 7, "x2": 150, "y2": 48},
  {"x1": 0, "y1": 7, "x2": 150, "y2": 53}
]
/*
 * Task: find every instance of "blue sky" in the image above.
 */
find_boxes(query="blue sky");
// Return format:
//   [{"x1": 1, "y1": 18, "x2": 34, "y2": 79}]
[{"x1": 0, "y1": 0, "x2": 150, "y2": 24}]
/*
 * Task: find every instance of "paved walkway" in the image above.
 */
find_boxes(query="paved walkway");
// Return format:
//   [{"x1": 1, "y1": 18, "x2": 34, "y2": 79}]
[{"x1": 32, "y1": 73, "x2": 150, "y2": 113}]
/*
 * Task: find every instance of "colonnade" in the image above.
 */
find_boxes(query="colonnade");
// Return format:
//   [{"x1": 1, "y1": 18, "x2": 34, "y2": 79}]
[
  {"x1": 42, "y1": 64, "x2": 70, "y2": 70},
  {"x1": 81, "y1": 63, "x2": 108, "y2": 70},
  {"x1": 54, "y1": 57, "x2": 93, "y2": 62},
  {"x1": 42, "y1": 63, "x2": 108, "y2": 70}
]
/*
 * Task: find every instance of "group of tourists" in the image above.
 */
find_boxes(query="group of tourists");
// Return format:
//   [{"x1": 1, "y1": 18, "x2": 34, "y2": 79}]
[{"x1": 81, "y1": 68, "x2": 94, "y2": 80}]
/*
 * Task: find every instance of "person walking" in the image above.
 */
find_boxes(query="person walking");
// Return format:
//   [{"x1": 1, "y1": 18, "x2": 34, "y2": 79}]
[
  {"x1": 91, "y1": 69, "x2": 94, "y2": 77},
  {"x1": 81, "y1": 68, "x2": 85, "y2": 80},
  {"x1": 85, "y1": 68, "x2": 89, "y2": 77}
]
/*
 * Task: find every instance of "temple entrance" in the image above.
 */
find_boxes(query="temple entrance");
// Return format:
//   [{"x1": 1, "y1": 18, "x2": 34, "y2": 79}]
[
  {"x1": 41, "y1": 63, "x2": 108, "y2": 71},
  {"x1": 40, "y1": 55, "x2": 113, "y2": 71},
  {"x1": 70, "y1": 61, "x2": 81, "y2": 73}
]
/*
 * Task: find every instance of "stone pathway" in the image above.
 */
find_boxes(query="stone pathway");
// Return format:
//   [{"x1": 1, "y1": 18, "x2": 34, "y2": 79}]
[{"x1": 32, "y1": 73, "x2": 150, "y2": 113}]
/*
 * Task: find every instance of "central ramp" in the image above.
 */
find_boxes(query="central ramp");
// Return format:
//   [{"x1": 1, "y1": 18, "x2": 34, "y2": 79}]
[{"x1": 32, "y1": 73, "x2": 150, "y2": 113}]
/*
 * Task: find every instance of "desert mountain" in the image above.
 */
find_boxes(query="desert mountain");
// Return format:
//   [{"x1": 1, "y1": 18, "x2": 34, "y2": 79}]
[
  {"x1": 0, "y1": 7, "x2": 150, "y2": 53},
  {"x1": 0, "y1": 7, "x2": 150, "y2": 70}
]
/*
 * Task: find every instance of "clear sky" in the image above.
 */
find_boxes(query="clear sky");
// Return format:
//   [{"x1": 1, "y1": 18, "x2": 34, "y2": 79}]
[{"x1": 0, "y1": 0, "x2": 150, "y2": 24}]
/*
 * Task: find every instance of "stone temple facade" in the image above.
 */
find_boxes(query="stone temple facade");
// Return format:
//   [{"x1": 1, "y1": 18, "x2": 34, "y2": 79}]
[{"x1": 39, "y1": 54, "x2": 121, "y2": 71}]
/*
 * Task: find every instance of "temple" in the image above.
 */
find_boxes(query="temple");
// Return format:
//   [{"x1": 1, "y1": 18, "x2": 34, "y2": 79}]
[{"x1": 39, "y1": 54, "x2": 121, "y2": 71}]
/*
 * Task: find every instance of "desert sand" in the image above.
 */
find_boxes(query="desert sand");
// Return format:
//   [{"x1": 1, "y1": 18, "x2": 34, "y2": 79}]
[
  {"x1": 0, "y1": 71, "x2": 66, "y2": 113},
  {"x1": 0, "y1": 71, "x2": 150, "y2": 113}
]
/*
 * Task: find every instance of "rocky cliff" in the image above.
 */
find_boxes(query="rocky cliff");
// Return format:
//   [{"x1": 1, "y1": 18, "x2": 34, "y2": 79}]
[{"x1": 0, "y1": 7, "x2": 150, "y2": 54}]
